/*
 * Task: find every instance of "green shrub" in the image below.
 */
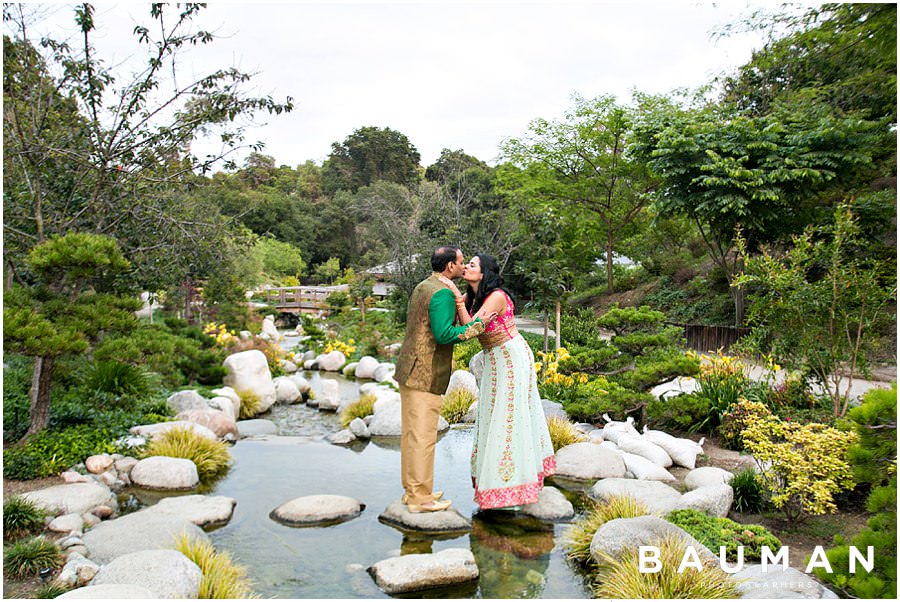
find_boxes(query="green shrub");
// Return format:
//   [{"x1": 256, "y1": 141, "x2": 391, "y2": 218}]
[
  {"x1": 174, "y1": 533, "x2": 256, "y2": 598},
  {"x1": 3, "y1": 421, "x2": 139, "y2": 480},
  {"x1": 2, "y1": 356, "x2": 34, "y2": 441},
  {"x1": 695, "y1": 353, "x2": 751, "y2": 431},
  {"x1": 81, "y1": 360, "x2": 155, "y2": 401},
  {"x1": 540, "y1": 375, "x2": 651, "y2": 424},
  {"x1": 815, "y1": 475, "x2": 897, "y2": 599},
  {"x1": 845, "y1": 384, "x2": 897, "y2": 487},
  {"x1": 441, "y1": 388, "x2": 476, "y2": 424},
  {"x1": 730, "y1": 467, "x2": 769, "y2": 513},
  {"x1": 3, "y1": 496, "x2": 47, "y2": 541},
  {"x1": 143, "y1": 427, "x2": 232, "y2": 482},
  {"x1": 647, "y1": 393, "x2": 711, "y2": 433},
  {"x1": 3, "y1": 537, "x2": 64, "y2": 578},
  {"x1": 452, "y1": 339, "x2": 482, "y2": 371},
  {"x1": 592, "y1": 535, "x2": 740, "y2": 599},
  {"x1": 562, "y1": 495, "x2": 648, "y2": 567},
  {"x1": 666, "y1": 508, "x2": 781, "y2": 562},
  {"x1": 546, "y1": 416, "x2": 586, "y2": 452},
  {"x1": 559, "y1": 307, "x2": 601, "y2": 347},
  {"x1": 339, "y1": 394, "x2": 376, "y2": 428},
  {"x1": 93, "y1": 324, "x2": 227, "y2": 387}
]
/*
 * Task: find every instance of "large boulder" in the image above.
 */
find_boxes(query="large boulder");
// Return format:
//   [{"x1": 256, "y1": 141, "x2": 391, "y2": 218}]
[
  {"x1": 206, "y1": 396, "x2": 237, "y2": 421},
  {"x1": 130, "y1": 421, "x2": 218, "y2": 441},
  {"x1": 289, "y1": 374, "x2": 312, "y2": 394},
  {"x1": 318, "y1": 350, "x2": 347, "y2": 372},
  {"x1": 222, "y1": 349, "x2": 276, "y2": 413},
  {"x1": 674, "y1": 484, "x2": 734, "y2": 518},
  {"x1": 468, "y1": 351, "x2": 485, "y2": 386},
  {"x1": 175, "y1": 408, "x2": 238, "y2": 439},
  {"x1": 445, "y1": 370, "x2": 478, "y2": 397},
  {"x1": 259, "y1": 315, "x2": 281, "y2": 342},
  {"x1": 270, "y1": 494, "x2": 365, "y2": 526},
  {"x1": 165, "y1": 390, "x2": 208, "y2": 415},
  {"x1": 373, "y1": 362, "x2": 396, "y2": 383},
  {"x1": 369, "y1": 404, "x2": 449, "y2": 437},
  {"x1": 81, "y1": 511, "x2": 209, "y2": 565},
  {"x1": 57, "y1": 584, "x2": 159, "y2": 599},
  {"x1": 90, "y1": 549, "x2": 202, "y2": 598},
  {"x1": 554, "y1": 442, "x2": 627, "y2": 481},
  {"x1": 733, "y1": 564, "x2": 840, "y2": 599},
  {"x1": 684, "y1": 466, "x2": 735, "y2": 490},
  {"x1": 129, "y1": 457, "x2": 199, "y2": 491},
  {"x1": 589, "y1": 478, "x2": 682, "y2": 516},
  {"x1": 541, "y1": 399, "x2": 568, "y2": 421},
  {"x1": 368, "y1": 548, "x2": 479, "y2": 594},
  {"x1": 147, "y1": 495, "x2": 237, "y2": 528},
  {"x1": 273, "y1": 376, "x2": 302, "y2": 404},
  {"x1": 589, "y1": 515, "x2": 716, "y2": 565},
  {"x1": 355, "y1": 356, "x2": 379, "y2": 379},
  {"x1": 316, "y1": 379, "x2": 341, "y2": 411},
  {"x1": 22, "y1": 483, "x2": 117, "y2": 517}
]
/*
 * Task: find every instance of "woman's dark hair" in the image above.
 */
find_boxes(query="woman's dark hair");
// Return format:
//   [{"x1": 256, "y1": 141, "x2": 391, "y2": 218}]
[
  {"x1": 465, "y1": 253, "x2": 514, "y2": 314},
  {"x1": 431, "y1": 245, "x2": 461, "y2": 272}
]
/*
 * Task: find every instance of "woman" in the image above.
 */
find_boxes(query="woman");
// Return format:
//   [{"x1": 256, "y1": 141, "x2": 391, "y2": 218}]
[{"x1": 440, "y1": 253, "x2": 556, "y2": 510}]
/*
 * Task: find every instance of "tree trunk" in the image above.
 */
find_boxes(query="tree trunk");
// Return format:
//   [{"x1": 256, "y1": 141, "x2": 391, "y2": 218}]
[
  {"x1": 24, "y1": 356, "x2": 54, "y2": 439},
  {"x1": 731, "y1": 284, "x2": 745, "y2": 327},
  {"x1": 555, "y1": 300, "x2": 562, "y2": 350},
  {"x1": 606, "y1": 233, "x2": 614, "y2": 293},
  {"x1": 543, "y1": 309, "x2": 549, "y2": 354}
]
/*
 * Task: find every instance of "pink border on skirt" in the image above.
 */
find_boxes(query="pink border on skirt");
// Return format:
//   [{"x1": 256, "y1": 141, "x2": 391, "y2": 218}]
[{"x1": 473, "y1": 456, "x2": 557, "y2": 509}]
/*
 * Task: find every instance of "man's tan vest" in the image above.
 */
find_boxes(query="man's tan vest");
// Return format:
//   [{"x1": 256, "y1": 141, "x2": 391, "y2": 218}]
[{"x1": 395, "y1": 276, "x2": 453, "y2": 394}]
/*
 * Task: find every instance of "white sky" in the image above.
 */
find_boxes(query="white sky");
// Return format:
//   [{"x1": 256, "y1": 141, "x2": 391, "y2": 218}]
[{"x1": 13, "y1": 1, "x2": 809, "y2": 169}]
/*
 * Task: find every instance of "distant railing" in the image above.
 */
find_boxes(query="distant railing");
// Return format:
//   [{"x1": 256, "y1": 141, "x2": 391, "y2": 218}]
[
  {"x1": 666, "y1": 322, "x2": 752, "y2": 353},
  {"x1": 250, "y1": 285, "x2": 349, "y2": 314}
]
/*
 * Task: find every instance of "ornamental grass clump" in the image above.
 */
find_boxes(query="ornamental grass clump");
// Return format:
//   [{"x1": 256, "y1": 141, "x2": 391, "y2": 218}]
[
  {"x1": 174, "y1": 533, "x2": 257, "y2": 598},
  {"x1": 592, "y1": 535, "x2": 740, "y2": 599},
  {"x1": 237, "y1": 391, "x2": 263, "y2": 419},
  {"x1": 3, "y1": 536, "x2": 64, "y2": 578},
  {"x1": 3, "y1": 496, "x2": 47, "y2": 541},
  {"x1": 561, "y1": 495, "x2": 648, "y2": 567},
  {"x1": 441, "y1": 387, "x2": 476, "y2": 424},
  {"x1": 546, "y1": 416, "x2": 587, "y2": 452},
  {"x1": 143, "y1": 427, "x2": 231, "y2": 482},
  {"x1": 741, "y1": 413, "x2": 857, "y2": 521},
  {"x1": 339, "y1": 393, "x2": 376, "y2": 428}
]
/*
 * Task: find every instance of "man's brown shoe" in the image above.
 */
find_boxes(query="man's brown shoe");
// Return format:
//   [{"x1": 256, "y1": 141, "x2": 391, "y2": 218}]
[
  {"x1": 401, "y1": 491, "x2": 443, "y2": 504},
  {"x1": 407, "y1": 499, "x2": 452, "y2": 513}
]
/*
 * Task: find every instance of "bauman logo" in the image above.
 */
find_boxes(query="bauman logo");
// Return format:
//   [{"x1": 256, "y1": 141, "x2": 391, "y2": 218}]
[{"x1": 638, "y1": 545, "x2": 875, "y2": 574}]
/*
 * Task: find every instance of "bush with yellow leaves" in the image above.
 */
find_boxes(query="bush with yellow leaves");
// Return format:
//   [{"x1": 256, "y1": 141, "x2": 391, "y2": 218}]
[{"x1": 741, "y1": 413, "x2": 858, "y2": 521}]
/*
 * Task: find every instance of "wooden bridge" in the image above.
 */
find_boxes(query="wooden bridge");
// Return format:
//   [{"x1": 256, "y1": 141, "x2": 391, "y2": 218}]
[{"x1": 251, "y1": 285, "x2": 349, "y2": 314}]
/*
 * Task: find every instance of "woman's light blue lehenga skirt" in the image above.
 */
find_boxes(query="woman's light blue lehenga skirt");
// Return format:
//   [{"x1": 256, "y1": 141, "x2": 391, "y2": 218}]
[{"x1": 471, "y1": 334, "x2": 556, "y2": 509}]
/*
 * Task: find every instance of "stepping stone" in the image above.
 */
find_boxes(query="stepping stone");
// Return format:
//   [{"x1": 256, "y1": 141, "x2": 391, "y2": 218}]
[
  {"x1": 81, "y1": 511, "x2": 209, "y2": 564},
  {"x1": 236, "y1": 418, "x2": 278, "y2": 438},
  {"x1": 520, "y1": 486, "x2": 575, "y2": 521},
  {"x1": 270, "y1": 494, "x2": 365, "y2": 526},
  {"x1": 378, "y1": 501, "x2": 471, "y2": 534},
  {"x1": 368, "y1": 548, "x2": 479, "y2": 594}
]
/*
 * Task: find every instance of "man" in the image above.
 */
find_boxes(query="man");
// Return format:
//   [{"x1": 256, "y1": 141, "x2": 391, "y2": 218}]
[{"x1": 395, "y1": 246, "x2": 488, "y2": 513}]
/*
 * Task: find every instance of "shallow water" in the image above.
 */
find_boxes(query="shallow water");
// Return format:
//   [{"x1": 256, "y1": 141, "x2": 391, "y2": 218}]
[{"x1": 204, "y1": 371, "x2": 593, "y2": 598}]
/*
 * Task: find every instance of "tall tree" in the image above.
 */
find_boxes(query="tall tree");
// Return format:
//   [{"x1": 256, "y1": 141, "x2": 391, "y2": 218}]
[
  {"x1": 321, "y1": 126, "x2": 421, "y2": 194},
  {"x1": 630, "y1": 92, "x2": 888, "y2": 325},
  {"x1": 3, "y1": 233, "x2": 140, "y2": 438},
  {"x1": 2, "y1": 3, "x2": 293, "y2": 289},
  {"x1": 501, "y1": 95, "x2": 652, "y2": 292}
]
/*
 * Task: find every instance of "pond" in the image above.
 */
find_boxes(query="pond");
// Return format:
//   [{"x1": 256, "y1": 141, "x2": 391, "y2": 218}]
[{"x1": 201, "y1": 370, "x2": 594, "y2": 598}]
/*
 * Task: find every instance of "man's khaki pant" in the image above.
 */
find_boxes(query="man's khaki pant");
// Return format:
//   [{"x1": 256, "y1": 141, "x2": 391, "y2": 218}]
[{"x1": 400, "y1": 384, "x2": 442, "y2": 505}]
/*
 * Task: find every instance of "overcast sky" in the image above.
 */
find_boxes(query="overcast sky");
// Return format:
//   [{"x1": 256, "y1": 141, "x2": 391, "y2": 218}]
[{"x1": 15, "y1": 1, "x2": 810, "y2": 169}]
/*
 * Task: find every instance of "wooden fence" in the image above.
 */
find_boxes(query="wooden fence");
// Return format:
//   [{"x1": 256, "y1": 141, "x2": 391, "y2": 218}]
[{"x1": 666, "y1": 322, "x2": 752, "y2": 353}]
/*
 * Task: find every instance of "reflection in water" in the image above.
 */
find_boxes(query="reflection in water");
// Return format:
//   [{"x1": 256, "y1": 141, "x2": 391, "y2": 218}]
[{"x1": 470, "y1": 514, "x2": 554, "y2": 598}]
